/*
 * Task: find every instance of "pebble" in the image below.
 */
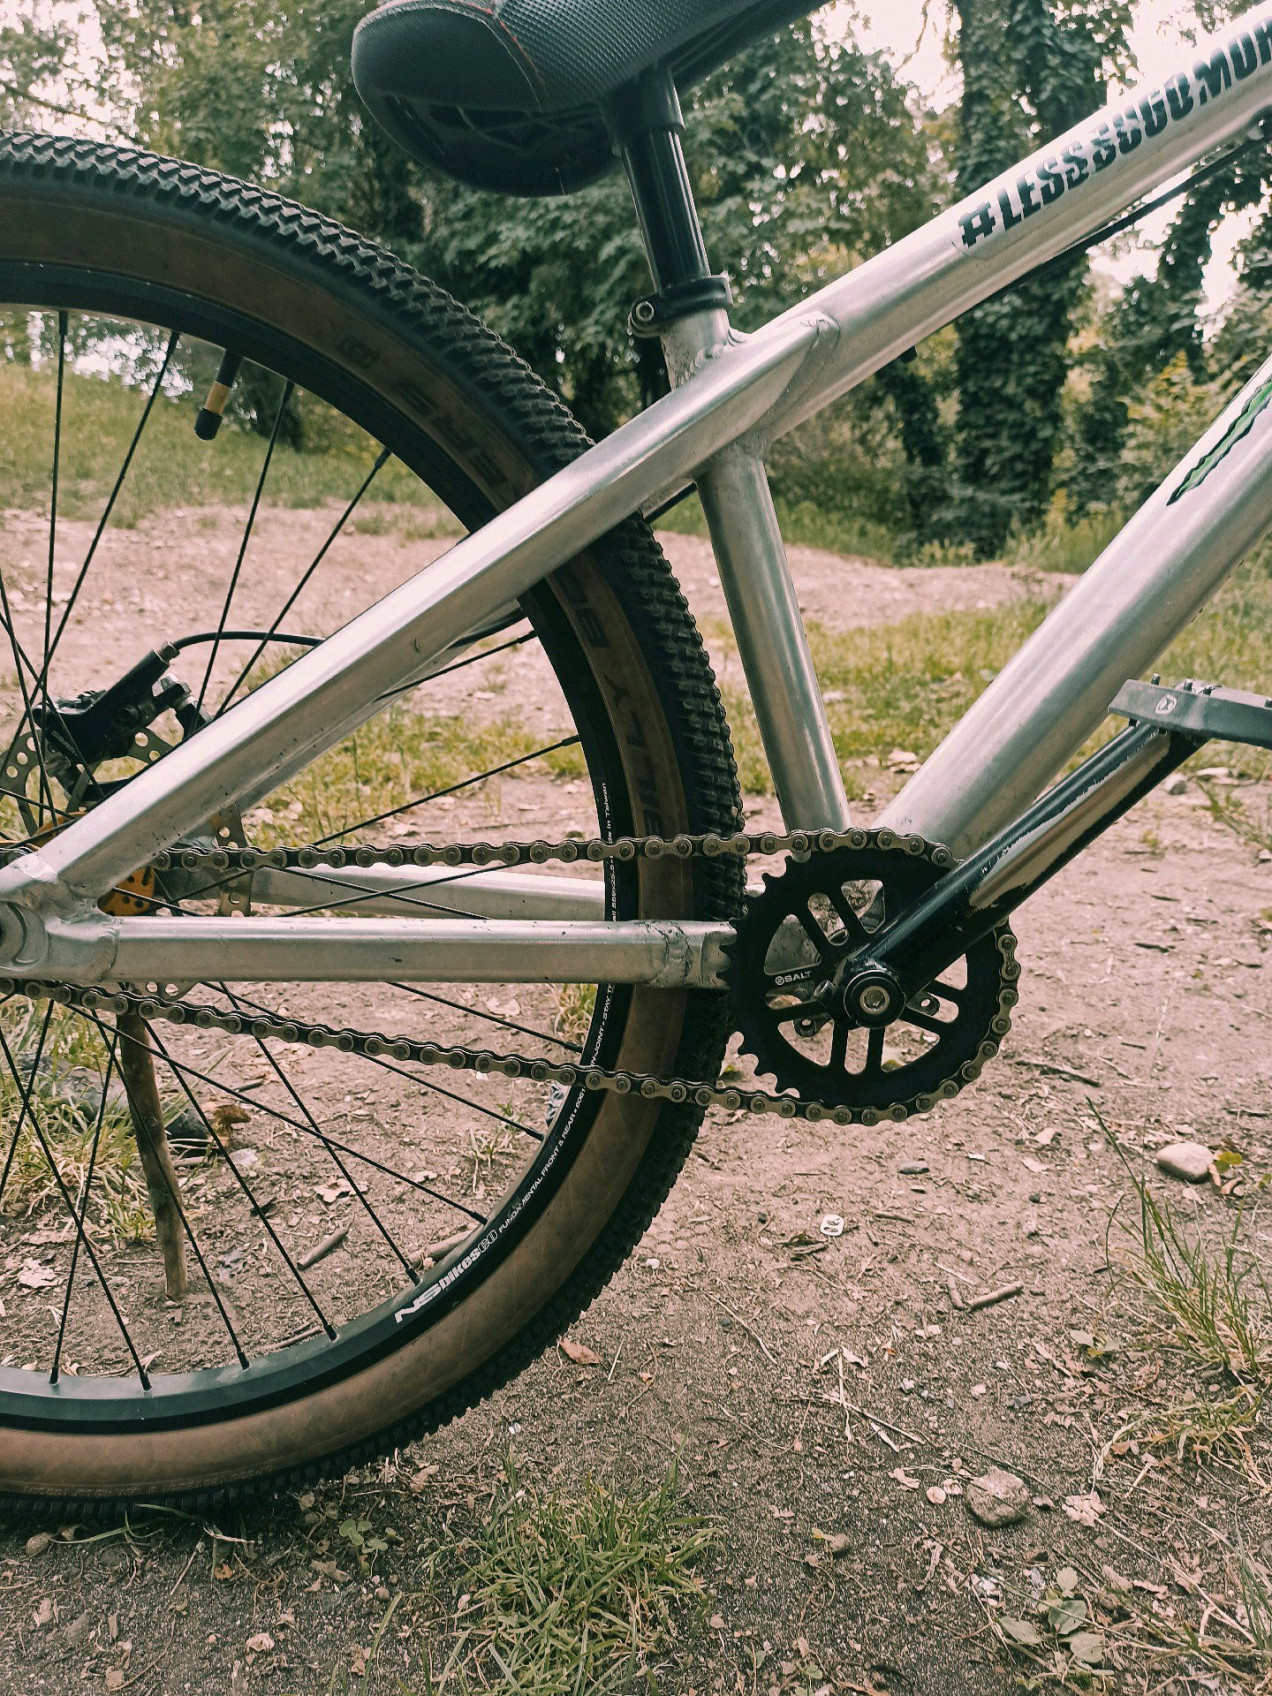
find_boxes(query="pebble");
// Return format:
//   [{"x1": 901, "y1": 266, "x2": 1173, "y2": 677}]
[
  {"x1": 1162, "y1": 774, "x2": 1188, "y2": 796},
  {"x1": 1155, "y1": 1140, "x2": 1214, "y2": 1184},
  {"x1": 24, "y1": 1532, "x2": 53, "y2": 1558},
  {"x1": 898, "y1": 1161, "x2": 929, "y2": 1175},
  {"x1": 965, "y1": 1468, "x2": 1031, "y2": 1528},
  {"x1": 229, "y1": 1147, "x2": 259, "y2": 1172}
]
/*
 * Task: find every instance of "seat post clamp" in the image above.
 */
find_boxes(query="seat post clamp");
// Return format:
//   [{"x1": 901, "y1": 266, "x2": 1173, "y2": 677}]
[{"x1": 629, "y1": 274, "x2": 733, "y2": 337}]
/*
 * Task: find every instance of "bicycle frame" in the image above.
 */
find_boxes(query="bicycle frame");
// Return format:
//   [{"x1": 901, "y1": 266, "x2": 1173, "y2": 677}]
[{"x1": 5, "y1": 6, "x2": 1272, "y2": 990}]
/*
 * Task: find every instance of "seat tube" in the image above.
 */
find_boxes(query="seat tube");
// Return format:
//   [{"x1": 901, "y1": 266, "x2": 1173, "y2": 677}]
[
  {"x1": 610, "y1": 67, "x2": 850, "y2": 832},
  {"x1": 693, "y1": 442, "x2": 850, "y2": 831}
]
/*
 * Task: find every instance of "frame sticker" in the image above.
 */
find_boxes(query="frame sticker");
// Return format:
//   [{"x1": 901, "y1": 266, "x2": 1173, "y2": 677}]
[{"x1": 954, "y1": 21, "x2": 1272, "y2": 253}]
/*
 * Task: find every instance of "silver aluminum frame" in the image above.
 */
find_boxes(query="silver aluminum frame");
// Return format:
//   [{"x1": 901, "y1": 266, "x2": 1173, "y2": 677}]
[{"x1": 6, "y1": 6, "x2": 1272, "y2": 985}]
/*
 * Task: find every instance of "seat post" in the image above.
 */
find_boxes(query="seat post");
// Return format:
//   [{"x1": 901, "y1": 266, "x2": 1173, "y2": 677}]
[{"x1": 605, "y1": 69, "x2": 733, "y2": 380}]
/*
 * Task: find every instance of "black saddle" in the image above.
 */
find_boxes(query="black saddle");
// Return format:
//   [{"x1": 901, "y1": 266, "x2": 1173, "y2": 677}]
[{"x1": 352, "y1": 0, "x2": 823, "y2": 198}]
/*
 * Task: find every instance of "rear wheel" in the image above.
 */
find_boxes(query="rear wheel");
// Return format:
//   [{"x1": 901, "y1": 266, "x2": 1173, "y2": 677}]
[{"x1": 0, "y1": 133, "x2": 741, "y2": 1509}]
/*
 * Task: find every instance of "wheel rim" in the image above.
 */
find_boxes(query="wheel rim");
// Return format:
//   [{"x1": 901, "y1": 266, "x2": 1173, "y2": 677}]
[{"x1": 0, "y1": 282, "x2": 670, "y2": 1431}]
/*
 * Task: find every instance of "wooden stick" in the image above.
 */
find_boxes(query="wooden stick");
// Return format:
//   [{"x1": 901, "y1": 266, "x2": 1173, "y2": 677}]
[
  {"x1": 117, "y1": 1011, "x2": 187, "y2": 1301},
  {"x1": 966, "y1": 1281, "x2": 1023, "y2": 1312},
  {"x1": 297, "y1": 1226, "x2": 348, "y2": 1270}
]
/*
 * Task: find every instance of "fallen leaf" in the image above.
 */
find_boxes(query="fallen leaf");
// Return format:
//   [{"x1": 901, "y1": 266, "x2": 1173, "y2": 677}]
[
  {"x1": 890, "y1": 1468, "x2": 921, "y2": 1490},
  {"x1": 17, "y1": 1260, "x2": 56, "y2": 1290},
  {"x1": 559, "y1": 1336, "x2": 601, "y2": 1367},
  {"x1": 33, "y1": 1597, "x2": 54, "y2": 1628},
  {"x1": 1000, "y1": 1617, "x2": 1044, "y2": 1647},
  {"x1": 246, "y1": 1633, "x2": 274, "y2": 1654},
  {"x1": 105, "y1": 1672, "x2": 125, "y2": 1693},
  {"x1": 1067, "y1": 1630, "x2": 1106, "y2": 1665},
  {"x1": 1062, "y1": 1490, "x2": 1105, "y2": 1527}
]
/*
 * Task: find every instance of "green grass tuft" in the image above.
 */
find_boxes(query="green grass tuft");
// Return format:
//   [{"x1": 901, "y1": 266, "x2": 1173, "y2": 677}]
[{"x1": 414, "y1": 1457, "x2": 716, "y2": 1696}]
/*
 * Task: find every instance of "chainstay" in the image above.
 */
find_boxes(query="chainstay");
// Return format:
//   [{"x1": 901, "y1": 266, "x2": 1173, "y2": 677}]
[{"x1": 8, "y1": 828, "x2": 1020, "y2": 1127}]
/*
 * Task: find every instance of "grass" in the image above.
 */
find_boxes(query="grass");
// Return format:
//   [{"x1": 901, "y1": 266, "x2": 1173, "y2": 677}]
[
  {"x1": 1095, "y1": 1106, "x2": 1272, "y2": 1483},
  {"x1": 245, "y1": 698, "x2": 584, "y2": 846},
  {"x1": 714, "y1": 597, "x2": 1055, "y2": 797},
  {"x1": 0, "y1": 1001, "x2": 153, "y2": 1240},
  {"x1": 714, "y1": 556, "x2": 1272, "y2": 797},
  {"x1": 412, "y1": 1457, "x2": 716, "y2": 1696},
  {"x1": 0, "y1": 360, "x2": 443, "y2": 526},
  {"x1": 1111, "y1": 1169, "x2": 1272, "y2": 1388}
]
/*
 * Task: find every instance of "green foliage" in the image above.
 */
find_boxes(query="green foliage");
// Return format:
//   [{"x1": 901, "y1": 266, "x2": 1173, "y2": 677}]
[
  {"x1": 85, "y1": 3, "x2": 935, "y2": 446},
  {"x1": 0, "y1": 355, "x2": 436, "y2": 522}
]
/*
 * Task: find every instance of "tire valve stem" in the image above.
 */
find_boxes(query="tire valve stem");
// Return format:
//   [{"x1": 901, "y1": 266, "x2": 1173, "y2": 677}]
[{"x1": 194, "y1": 350, "x2": 244, "y2": 441}]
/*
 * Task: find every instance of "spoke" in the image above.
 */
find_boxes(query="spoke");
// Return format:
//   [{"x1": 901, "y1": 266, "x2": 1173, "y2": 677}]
[
  {"x1": 101, "y1": 1010, "x2": 487, "y2": 1220},
  {"x1": 41, "y1": 332, "x2": 180, "y2": 682},
  {"x1": 221, "y1": 987, "x2": 418, "y2": 1279},
  {"x1": 825, "y1": 885, "x2": 872, "y2": 942},
  {"x1": 0, "y1": 999, "x2": 54, "y2": 1210},
  {"x1": 75, "y1": 1013, "x2": 250, "y2": 1366},
  {"x1": 216, "y1": 446, "x2": 391, "y2": 716},
  {"x1": 49, "y1": 1030, "x2": 122, "y2": 1384},
  {"x1": 374, "y1": 627, "x2": 536, "y2": 710},
  {"x1": 223, "y1": 989, "x2": 544, "y2": 1146},
  {"x1": 43, "y1": 311, "x2": 67, "y2": 687},
  {"x1": 146, "y1": 1024, "x2": 337, "y2": 1338},
  {"x1": 194, "y1": 380, "x2": 294, "y2": 716},
  {"x1": 392, "y1": 982, "x2": 583, "y2": 1054},
  {"x1": 312, "y1": 733, "x2": 581, "y2": 847},
  {"x1": 864, "y1": 1025, "x2": 886, "y2": 1077},
  {"x1": 932, "y1": 979, "x2": 968, "y2": 1007},
  {"x1": 262, "y1": 862, "x2": 494, "y2": 922},
  {"x1": 0, "y1": 1020, "x2": 151, "y2": 1387}
]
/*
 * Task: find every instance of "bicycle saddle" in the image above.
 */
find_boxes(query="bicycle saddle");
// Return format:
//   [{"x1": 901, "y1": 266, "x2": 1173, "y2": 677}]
[{"x1": 352, "y1": 0, "x2": 823, "y2": 197}]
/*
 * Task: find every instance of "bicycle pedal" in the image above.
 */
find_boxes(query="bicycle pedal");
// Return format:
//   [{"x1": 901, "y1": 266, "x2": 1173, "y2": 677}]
[{"x1": 1110, "y1": 677, "x2": 1272, "y2": 750}]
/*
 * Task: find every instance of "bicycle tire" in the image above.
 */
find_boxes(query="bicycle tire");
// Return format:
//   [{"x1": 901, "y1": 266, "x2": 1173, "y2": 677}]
[{"x1": 0, "y1": 131, "x2": 742, "y2": 1512}]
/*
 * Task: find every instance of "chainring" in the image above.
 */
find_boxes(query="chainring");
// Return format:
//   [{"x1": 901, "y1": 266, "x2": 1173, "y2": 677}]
[{"x1": 731, "y1": 837, "x2": 1019, "y2": 1116}]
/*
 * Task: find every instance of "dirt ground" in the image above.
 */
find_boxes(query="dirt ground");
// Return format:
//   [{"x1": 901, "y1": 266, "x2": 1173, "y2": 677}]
[{"x1": 0, "y1": 509, "x2": 1270, "y2": 1695}]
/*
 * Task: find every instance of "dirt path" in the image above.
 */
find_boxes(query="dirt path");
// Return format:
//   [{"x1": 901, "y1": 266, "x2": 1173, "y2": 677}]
[{"x1": 0, "y1": 512, "x2": 1268, "y2": 1695}]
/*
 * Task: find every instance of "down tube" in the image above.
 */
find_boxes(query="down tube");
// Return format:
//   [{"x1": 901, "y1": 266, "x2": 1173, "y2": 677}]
[{"x1": 881, "y1": 351, "x2": 1272, "y2": 860}]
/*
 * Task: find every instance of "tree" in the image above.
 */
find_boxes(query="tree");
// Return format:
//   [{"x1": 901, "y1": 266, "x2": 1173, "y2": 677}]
[
  {"x1": 85, "y1": 3, "x2": 935, "y2": 443},
  {"x1": 949, "y1": 0, "x2": 1133, "y2": 556}
]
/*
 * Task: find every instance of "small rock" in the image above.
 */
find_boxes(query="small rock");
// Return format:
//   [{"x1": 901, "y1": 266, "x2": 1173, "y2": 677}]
[
  {"x1": 898, "y1": 1161, "x2": 929, "y2": 1175},
  {"x1": 63, "y1": 1611, "x2": 91, "y2": 1647},
  {"x1": 228, "y1": 1147, "x2": 259, "y2": 1172},
  {"x1": 24, "y1": 1532, "x2": 53, "y2": 1558},
  {"x1": 1162, "y1": 774, "x2": 1187, "y2": 796},
  {"x1": 1155, "y1": 1140, "x2": 1214, "y2": 1184},
  {"x1": 820, "y1": 1532, "x2": 851, "y2": 1556},
  {"x1": 965, "y1": 1467, "x2": 1031, "y2": 1528}
]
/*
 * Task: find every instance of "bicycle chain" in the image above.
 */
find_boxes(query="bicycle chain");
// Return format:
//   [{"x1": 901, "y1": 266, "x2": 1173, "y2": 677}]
[{"x1": 6, "y1": 827, "x2": 1020, "y2": 1127}]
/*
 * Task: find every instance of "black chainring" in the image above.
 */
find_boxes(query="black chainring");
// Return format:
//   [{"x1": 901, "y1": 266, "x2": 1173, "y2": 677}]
[{"x1": 730, "y1": 838, "x2": 1018, "y2": 1116}]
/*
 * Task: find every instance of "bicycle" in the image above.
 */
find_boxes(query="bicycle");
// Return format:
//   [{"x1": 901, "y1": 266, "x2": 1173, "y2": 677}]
[{"x1": 1, "y1": 0, "x2": 1271, "y2": 1510}]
